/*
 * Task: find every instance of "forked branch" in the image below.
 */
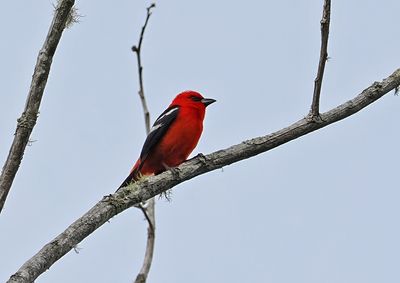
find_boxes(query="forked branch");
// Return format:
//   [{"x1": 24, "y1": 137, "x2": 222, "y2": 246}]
[{"x1": 7, "y1": 68, "x2": 400, "y2": 283}]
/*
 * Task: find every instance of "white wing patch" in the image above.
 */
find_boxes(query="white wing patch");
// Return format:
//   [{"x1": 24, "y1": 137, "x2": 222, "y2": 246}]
[
  {"x1": 149, "y1": 123, "x2": 162, "y2": 134},
  {"x1": 149, "y1": 107, "x2": 178, "y2": 134}
]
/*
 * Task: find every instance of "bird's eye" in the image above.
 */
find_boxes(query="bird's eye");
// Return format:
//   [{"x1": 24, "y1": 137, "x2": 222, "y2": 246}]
[{"x1": 190, "y1": 96, "x2": 202, "y2": 102}]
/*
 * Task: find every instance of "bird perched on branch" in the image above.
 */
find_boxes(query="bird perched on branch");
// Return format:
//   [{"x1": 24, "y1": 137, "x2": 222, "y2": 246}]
[{"x1": 119, "y1": 90, "x2": 216, "y2": 189}]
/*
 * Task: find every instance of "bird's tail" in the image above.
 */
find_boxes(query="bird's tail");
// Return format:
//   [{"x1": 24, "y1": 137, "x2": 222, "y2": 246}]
[{"x1": 117, "y1": 159, "x2": 142, "y2": 190}]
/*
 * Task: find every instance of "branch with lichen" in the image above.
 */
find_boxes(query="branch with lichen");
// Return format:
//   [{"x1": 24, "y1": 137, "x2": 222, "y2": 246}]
[
  {"x1": 7, "y1": 67, "x2": 400, "y2": 283},
  {"x1": 0, "y1": 0, "x2": 76, "y2": 214}
]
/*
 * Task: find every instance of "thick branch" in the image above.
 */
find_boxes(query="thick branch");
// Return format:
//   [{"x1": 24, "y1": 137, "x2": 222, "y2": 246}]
[
  {"x1": 7, "y1": 68, "x2": 400, "y2": 283},
  {"x1": 0, "y1": 0, "x2": 75, "y2": 213},
  {"x1": 310, "y1": 0, "x2": 331, "y2": 117}
]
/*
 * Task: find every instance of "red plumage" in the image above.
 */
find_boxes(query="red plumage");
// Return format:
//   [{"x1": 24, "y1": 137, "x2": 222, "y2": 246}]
[{"x1": 119, "y1": 90, "x2": 215, "y2": 188}]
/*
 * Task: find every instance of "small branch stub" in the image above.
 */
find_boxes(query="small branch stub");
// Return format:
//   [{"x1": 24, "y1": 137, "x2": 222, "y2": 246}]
[{"x1": 310, "y1": 0, "x2": 331, "y2": 118}]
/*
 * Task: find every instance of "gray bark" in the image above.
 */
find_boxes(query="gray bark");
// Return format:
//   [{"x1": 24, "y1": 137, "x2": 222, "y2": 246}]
[
  {"x1": 7, "y1": 68, "x2": 400, "y2": 283},
  {"x1": 310, "y1": 0, "x2": 331, "y2": 117},
  {"x1": 0, "y1": 0, "x2": 75, "y2": 213}
]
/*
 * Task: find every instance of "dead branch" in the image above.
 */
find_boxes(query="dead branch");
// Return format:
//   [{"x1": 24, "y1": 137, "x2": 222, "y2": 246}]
[
  {"x1": 0, "y1": 0, "x2": 75, "y2": 213},
  {"x1": 310, "y1": 0, "x2": 331, "y2": 118},
  {"x1": 131, "y1": 3, "x2": 155, "y2": 133},
  {"x1": 130, "y1": 3, "x2": 157, "y2": 283},
  {"x1": 7, "y1": 67, "x2": 400, "y2": 283}
]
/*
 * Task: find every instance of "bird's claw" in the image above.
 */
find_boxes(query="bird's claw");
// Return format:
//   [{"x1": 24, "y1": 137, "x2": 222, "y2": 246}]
[
  {"x1": 169, "y1": 167, "x2": 181, "y2": 179},
  {"x1": 196, "y1": 153, "x2": 207, "y2": 165}
]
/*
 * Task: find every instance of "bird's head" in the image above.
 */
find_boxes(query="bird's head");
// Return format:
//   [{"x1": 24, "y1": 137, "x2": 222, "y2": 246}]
[{"x1": 170, "y1": 90, "x2": 216, "y2": 109}]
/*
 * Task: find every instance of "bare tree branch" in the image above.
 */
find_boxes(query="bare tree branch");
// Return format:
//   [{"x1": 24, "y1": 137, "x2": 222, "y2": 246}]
[
  {"x1": 135, "y1": 201, "x2": 156, "y2": 283},
  {"x1": 131, "y1": 3, "x2": 155, "y2": 133},
  {"x1": 7, "y1": 68, "x2": 400, "y2": 283},
  {"x1": 0, "y1": 0, "x2": 75, "y2": 213},
  {"x1": 310, "y1": 0, "x2": 331, "y2": 118},
  {"x1": 130, "y1": 3, "x2": 156, "y2": 283}
]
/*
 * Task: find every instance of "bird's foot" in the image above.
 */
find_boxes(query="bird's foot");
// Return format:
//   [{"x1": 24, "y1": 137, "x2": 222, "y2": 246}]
[
  {"x1": 186, "y1": 153, "x2": 207, "y2": 163},
  {"x1": 162, "y1": 162, "x2": 181, "y2": 179}
]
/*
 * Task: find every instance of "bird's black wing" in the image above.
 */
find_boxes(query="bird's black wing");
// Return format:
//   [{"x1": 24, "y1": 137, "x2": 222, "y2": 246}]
[
  {"x1": 139, "y1": 105, "x2": 180, "y2": 165},
  {"x1": 117, "y1": 106, "x2": 179, "y2": 190}
]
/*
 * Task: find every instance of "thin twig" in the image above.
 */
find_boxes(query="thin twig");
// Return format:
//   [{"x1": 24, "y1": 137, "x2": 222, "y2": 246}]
[
  {"x1": 7, "y1": 68, "x2": 400, "y2": 283},
  {"x1": 134, "y1": 200, "x2": 155, "y2": 283},
  {"x1": 310, "y1": 0, "x2": 331, "y2": 118},
  {"x1": 131, "y1": 3, "x2": 156, "y2": 283},
  {"x1": 132, "y1": 3, "x2": 155, "y2": 133},
  {"x1": 0, "y1": 0, "x2": 75, "y2": 213},
  {"x1": 138, "y1": 203, "x2": 154, "y2": 232}
]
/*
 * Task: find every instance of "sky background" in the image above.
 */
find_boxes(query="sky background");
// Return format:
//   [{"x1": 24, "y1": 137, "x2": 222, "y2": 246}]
[{"x1": 1, "y1": 1, "x2": 400, "y2": 282}]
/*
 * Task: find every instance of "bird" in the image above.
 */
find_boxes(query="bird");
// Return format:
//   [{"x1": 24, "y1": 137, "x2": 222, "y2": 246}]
[{"x1": 118, "y1": 90, "x2": 216, "y2": 189}]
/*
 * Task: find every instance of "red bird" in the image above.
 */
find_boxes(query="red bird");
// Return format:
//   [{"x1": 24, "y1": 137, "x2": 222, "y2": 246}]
[{"x1": 119, "y1": 90, "x2": 216, "y2": 189}]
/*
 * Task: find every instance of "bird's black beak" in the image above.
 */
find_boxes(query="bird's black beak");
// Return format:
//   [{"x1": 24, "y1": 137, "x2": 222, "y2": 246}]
[{"x1": 201, "y1": 98, "x2": 216, "y2": 107}]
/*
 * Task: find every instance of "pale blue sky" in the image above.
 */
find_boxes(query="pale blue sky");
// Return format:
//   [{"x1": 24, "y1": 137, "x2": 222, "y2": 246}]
[{"x1": 1, "y1": 1, "x2": 400, "y2": 282}]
